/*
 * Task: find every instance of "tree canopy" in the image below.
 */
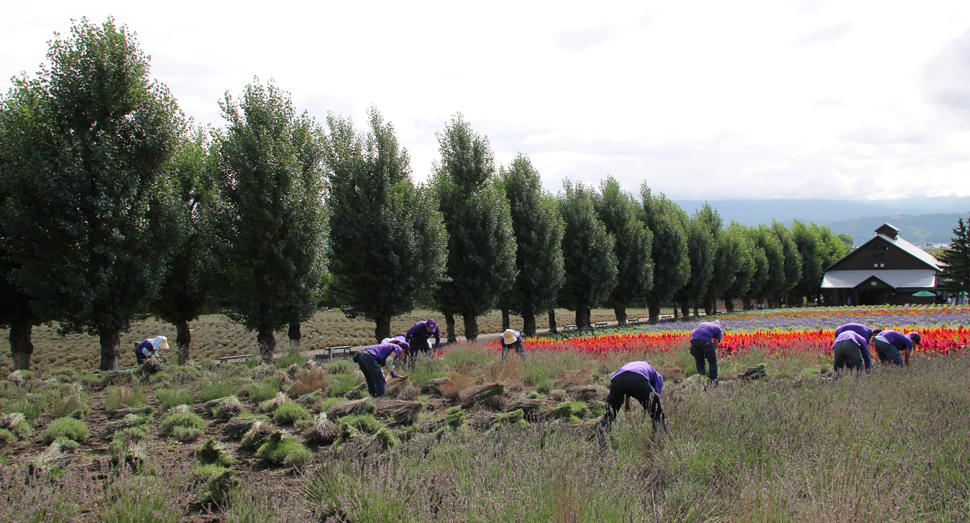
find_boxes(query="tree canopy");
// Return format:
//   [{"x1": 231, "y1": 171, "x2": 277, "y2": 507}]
[
  {"x1": 0, "y1": 17, "x2": 180, "y2": 370},
  {"x1": 323, "y1": 107, "x2": 447, "y2": 342},
  {"x1": 210, "y1": 79, "x2": 326, "y2": 363}
]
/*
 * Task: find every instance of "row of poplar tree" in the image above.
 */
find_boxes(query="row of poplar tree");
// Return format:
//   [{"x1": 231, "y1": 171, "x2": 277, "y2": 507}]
[{"x1": 0, "y1": 19, "x2": 851, "y2": 372}]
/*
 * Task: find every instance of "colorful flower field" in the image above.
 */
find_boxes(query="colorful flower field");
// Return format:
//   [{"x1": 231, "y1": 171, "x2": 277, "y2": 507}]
[{"x1": 526, "y1": 306, "x2": 970, "y2": 358}]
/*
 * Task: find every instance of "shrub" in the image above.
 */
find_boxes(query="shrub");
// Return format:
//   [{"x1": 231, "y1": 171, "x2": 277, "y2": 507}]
[
  {"x1": 246, "y1": 382, "x2": 280, "y2": 403},
  {"x1": 339, "y1": 414, "x2": 382, "y2": 435},
  {"x1": 0, "y1": 412, "x2": 33, "y2": 440},
  {"x1": 289, "y1": 368, "x2": 330, "y2": 397},
  {"x1": 548, "y1": 401, "x2": 588, "y2": 422},
  {"x1": 0, "y1": 429, "x2": 14, "y2": 445},
  {"x1": 156, "y1": 388, "x2": 193, "y2": 411},
  {"x1": 42, "y1": 417, "x2": 90, "y2": 444},
  {"x1": 171, "y1": 426, "x2": 204, "y2": 442},
  {"x1": 159, "y1": 411, "x2": 206, "y2": 438},
  {"x1": 104, "y1": 386, "x2": 146, "y2": 412},
  {"x1": 255, "y1": 432, "x2": 313, "y2": 467},
  {"x1": 239, "y1": 421, "x2": 274, "y2": 451},
  {"x1": 49, "y1": 383, "x2": 90, "y2": 418},
  {"x1": 198, "y1": 379, "x2": 239, "y2": 403},
  {"x1": 203, "y1": 396, "x2": 243, "y2": 420},
  {"x1": 274, "y1": 349, "x2": 305, "y2": 369},
  {"x1": 194, "y1": 464, "x2": 238, "y2": 506},
  {"x1": 325, "y1": 373, "x2": 360, "y2": 398},
  {"x1": 197, "y1": 437, "x2": 235, "y2": 467},
  {"x1": 3, "y1": 397, "x2": 43, "y2": 421},
  {"x1": 259, "y1": 392, "x2": 288, "y2": 414},
  {"x1": 273, "y1": 400, "x2": 311, "y2": 425}
]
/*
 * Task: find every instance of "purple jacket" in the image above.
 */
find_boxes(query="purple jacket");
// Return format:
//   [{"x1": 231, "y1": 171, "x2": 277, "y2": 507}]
[
  {"x1": 406, "y1": 321, "x2": 441, "y2": 350},
  {"x1": 835, "y1": 323, "x2": 873, "y2": 342},
  {"x1": 874, "y1": 330, "x2": 914, "y2": 352},
  {"x1": 365, "y1": 343, "x2": 403, "y2": 366},
  {"x1": 611, "y1": 361, "x2": 663, "y2": 395},
  {"x1": 833, "y1": 330, "x2": 872, "y2": 370},
  {"x1": 690, "y1": 322, "x2": 722, "y2": 343}
]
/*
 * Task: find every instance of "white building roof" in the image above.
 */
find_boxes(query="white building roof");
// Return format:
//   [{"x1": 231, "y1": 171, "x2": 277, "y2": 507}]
[{"x1": 821, "y1": 269, "x2": 938, "y2": 289}]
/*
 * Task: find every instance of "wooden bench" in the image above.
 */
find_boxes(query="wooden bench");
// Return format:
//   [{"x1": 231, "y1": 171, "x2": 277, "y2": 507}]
[
  {"x1": 594, "y1": 322, "x2": 608, "y2": 328},
  {"x1": 217, "y1": 354, "x2": 254, "y2": 364},
  {"x1": 562, "y1": 324, "x2": 578, "y2": 331},
  {"x1": 314, "y1": 346, "x2": 354, "y2": 361},
  {"x1": 628, "y1": 318, "x2": 643, "y2": 325}
]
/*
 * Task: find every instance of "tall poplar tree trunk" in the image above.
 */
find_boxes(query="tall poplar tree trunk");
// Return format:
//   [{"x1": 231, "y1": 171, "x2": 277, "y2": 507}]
[
  {"x1": 175, "y1": 319, "x2": 191, "y2": 365},
  {"x1": 613, "y1": 305, "x2": 627, "y2": 327},
  {"x1": 648, "y1": 303, "x2": 660, "y2": 324},
  {"x1": 501, "y1": 309, "x2": 510, "y2": 331},
  {"x1": 444, "y1": 313, "x2": 457, "y2": 343},
  {"x1": 99, "y1": 330, "x2": 121, "y2": 371},
  {"x1": 375, "y1": 318, "x2": 391, "y2": 344},
  {"x1": 704, "y1": 301, "x2": 713, "y2": 316},
  {"x1": 681, "y1": 304, "x2": 690, "y2": 319},
  {"x1": 725, "y1": 298, "x2": 735, "y2": 313},
  {"x1": 576, "y1": 307, "x2": 590, "y2": 329},
  {"x1": 288, "y1": 322, "x2": 302, "y2": 347},
  {"x1": 9, "y1": 320, "x2": 33, "y2": 371},
  {"x1": 547, "y1": 309, "x2": 557, "y2": 333},
  {"x1": 523, "y1": 313, "x2": 537, "y2": 337},
  {"x1": 257, "y1": 329, "x2": 276, "y2": 365},
  {"x1": 462, "y1": 312, "x2": 479, "y2": 341}
]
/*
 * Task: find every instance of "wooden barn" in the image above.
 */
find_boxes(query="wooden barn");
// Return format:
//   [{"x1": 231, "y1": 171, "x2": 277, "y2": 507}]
[{"x1": 821, "y1": 223, "x2": 943, "y2": 306}]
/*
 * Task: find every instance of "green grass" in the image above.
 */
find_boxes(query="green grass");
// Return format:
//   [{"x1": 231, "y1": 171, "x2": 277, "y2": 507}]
[
  {"x1": 41, "y1": 417, "x2": 90, "y2": 444},
  {"x1": 156, "y1": 388, "x2": 193, "y2": 411}
]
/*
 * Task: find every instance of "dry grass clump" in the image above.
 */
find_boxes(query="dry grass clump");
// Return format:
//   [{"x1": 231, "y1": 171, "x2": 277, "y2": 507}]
[{"x1": 289, "y1": 367, "x2": 330, "y2": 397}]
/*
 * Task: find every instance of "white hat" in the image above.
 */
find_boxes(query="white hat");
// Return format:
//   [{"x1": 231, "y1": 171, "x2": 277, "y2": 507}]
[
  {"x1": 152, "y1": 336, "x2": 169, "y2": 350},
  {"x1": 503, "y1": 329, "x2": 518, "y2": 344}
]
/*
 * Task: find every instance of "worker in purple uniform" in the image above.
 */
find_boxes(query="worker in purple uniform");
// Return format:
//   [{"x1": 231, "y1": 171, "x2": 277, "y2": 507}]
[
  {"x1": 500, "y1": 329, "x2": 525, "y2": 359},
  {"x1": 689, "y1": 320, "x2": 722, "y2": 385},
  {"x1": 872, "y1": 329, "x2": 920, "y2": 367},
  {"x1": 134, "y1": 336, "x2": 169, "y2": 364},
  {"x1": 598, "y1": 361, "x2": 666, "y2": 434},
  {"x1": 355, "y1": 337, "x2": 408, "y2": 398},
  {"x1": 832, "y1": 330, "x2": 871, "y2": 373},
  {"x1": 834, "y1": 323, "x2": 873, "y2": 372},
  {"x1": 406, "y1": 318, "x2": 441, "y2": 355}
]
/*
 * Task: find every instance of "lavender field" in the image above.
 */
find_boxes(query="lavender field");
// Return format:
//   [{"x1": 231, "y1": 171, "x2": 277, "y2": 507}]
[{"x1": 1, "y1": 317, "x2": 969, "y2": 522}]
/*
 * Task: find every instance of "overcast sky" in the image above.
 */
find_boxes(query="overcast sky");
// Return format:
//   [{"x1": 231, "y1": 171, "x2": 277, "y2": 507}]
[{"x1": 3, "y1": 0, "x2": 970, "y2": 201}]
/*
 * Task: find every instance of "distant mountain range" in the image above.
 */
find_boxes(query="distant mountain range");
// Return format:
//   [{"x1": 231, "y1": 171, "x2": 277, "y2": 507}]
[{"x1": 675, "y1": 197, "x2": 970, "y2": 247}]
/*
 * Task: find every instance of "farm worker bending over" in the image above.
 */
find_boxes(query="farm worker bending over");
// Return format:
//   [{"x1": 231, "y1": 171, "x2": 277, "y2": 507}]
[
  {"x1": 598, "y1": 361, "x2": 666, "y2": 434},
  {"x1": 500, "y1": 329, "x2": 525, "y2": 359},
  {"x1": 872, "y1": 330, "x2": 920, "y2": 367},
  {"x1": 406, "y1": 318, "x2": 440, "y2": 355},
  {"x1": 689, "y1": 320, "x2": 722, "y2": 384},
  {"x1": 355, "y1": 337, "x2": 409, "y2": 398},
  {"x1": 134, "y1": 336, "x2": 169, "y2": 365},
  {"x1": 832, "y1": 330, "x2": 871, "y2": 373},
  {"x1": 834, "y1": 322, "x2": 873, "y2": 372},
  {"x1": 835, "y1": 322, "x2": 873, "y2": 343}
]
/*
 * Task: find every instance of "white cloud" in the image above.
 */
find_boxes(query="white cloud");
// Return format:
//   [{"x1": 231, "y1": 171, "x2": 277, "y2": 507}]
[{"x1": 3, "y1": 0, "x2": 970, "y2": 200}]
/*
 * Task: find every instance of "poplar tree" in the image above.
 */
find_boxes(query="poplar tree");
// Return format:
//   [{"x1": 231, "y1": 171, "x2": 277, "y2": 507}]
[
  {"x1": 719, "y1": 222, "x2": 756, "y2": 313},
  {"x1": 772, "y1": 220, "x2": 802, "y2": 306},
  {"x1": 0, "y1": 18, "x2": 179, "y2": 370},
  {"x1": 211, "y1": 80, "x2": 326, "y2": 364},
  {"x1": 640, "y1": 183, "x2": 689, "y2": 323},
  {"x1": 500, "y1": 154, "x2": 564, "y2": 336},
  {"x1": 746, "y1": 225, "x2": 785, "y2": 308},
  {"x1": 432, "y1": 114, "x2": 516, "y2": 341},
  {"x1": 595, "y1": 177, "x2": 653, "y2": 326},
  {"x1": 559, "y1": 180, "x2": 617, "y2": 329},
  {"x1": 324, "y1": 108, "x2": 447, "y2": 342},
  {"x1": 674, "y1": 210, "x2": 715, "y2": 318},
  {"x1": 149, "y1": 126, "x2": 216, "y2": 364}
]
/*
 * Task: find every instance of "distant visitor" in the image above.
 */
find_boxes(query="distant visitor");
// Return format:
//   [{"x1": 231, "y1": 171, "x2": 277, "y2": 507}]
[{"x1": 500, "y1": 329, "x2": 525, "y2": 359}]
